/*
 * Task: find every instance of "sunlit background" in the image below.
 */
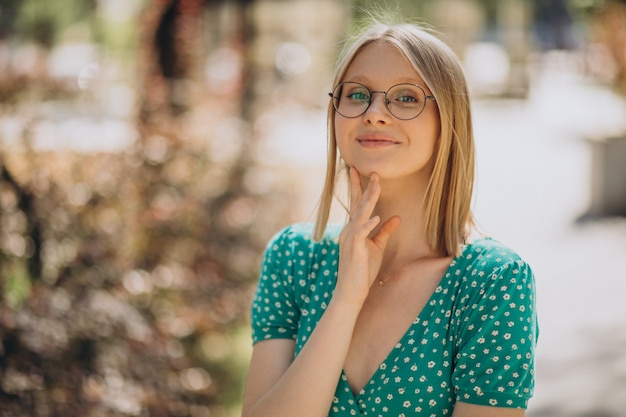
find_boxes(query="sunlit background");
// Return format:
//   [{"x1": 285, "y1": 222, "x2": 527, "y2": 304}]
[{"x1": 0, "y1": 0, "x2": 625, "y2": 416}]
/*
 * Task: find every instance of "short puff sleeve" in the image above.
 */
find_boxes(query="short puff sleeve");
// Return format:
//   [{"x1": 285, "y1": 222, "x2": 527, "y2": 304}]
[
  {"x1": 250, "y1": 226, "x2": 300, "y2": 344},
  {"x1": 452, "y1": 258, "x2": 538, "y2": 409}
]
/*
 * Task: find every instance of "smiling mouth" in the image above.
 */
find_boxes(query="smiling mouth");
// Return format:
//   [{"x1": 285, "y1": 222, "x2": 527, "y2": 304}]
[{"x1": 357, "y1": 138, "x2": 400, "y2": 147}]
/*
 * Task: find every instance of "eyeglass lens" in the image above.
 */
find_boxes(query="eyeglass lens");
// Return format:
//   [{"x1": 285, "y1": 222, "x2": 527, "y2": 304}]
[{"x1": 331, "y1": 82, "x2": 429, "y2": 120}]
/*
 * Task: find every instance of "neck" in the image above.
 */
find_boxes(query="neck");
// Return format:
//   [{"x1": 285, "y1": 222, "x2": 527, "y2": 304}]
[{"x1": 368, "y1": 174, "x2": 438, "y2": 271}]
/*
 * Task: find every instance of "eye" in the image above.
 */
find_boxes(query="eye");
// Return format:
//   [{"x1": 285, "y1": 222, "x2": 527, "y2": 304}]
[
  {"x1": 349, "y1": 92, "x2": 369, "y2": 101},
  {"x1": 396, "y1": 94, "x2": 418, "y2": 103},
  {"x1": 390, "y1": 86, "x2": 423, "y2": 107},
  {"x1": 345, "y1": 86, "x2": 370, "y2": 103}
]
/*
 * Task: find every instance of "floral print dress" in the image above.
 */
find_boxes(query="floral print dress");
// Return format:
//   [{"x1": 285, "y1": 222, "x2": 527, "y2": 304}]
[{"x1": 251, "y1": 223, "x2": 538, "y2": 416}]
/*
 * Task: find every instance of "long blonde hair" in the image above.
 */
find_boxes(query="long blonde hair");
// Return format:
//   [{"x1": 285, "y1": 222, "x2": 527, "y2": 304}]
[{"x1": 313, "y1": 20, "x2": 475, "y2": 257}]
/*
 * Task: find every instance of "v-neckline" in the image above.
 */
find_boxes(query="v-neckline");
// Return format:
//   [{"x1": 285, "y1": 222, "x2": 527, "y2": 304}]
[
  {"x1": 340, "y1": 245, "x2": 467, "y2": 399},
  {"x1": 341, "y1": 301, "x2": 438, "y2": 399}
]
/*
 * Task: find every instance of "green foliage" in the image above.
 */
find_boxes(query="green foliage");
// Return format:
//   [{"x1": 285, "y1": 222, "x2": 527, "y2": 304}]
[
  {"x1": 2, "y1": 262, "x2": 32, "y2": 309},
  {"x1": 0, "y1": 2, "x2": 292, "y2": 415},
  {"x1": 0, "y1": 114, "x2": 286, "y2": 417},
  {"x1": 14, "y1": 0, "x2": 95, "y2": 46}
]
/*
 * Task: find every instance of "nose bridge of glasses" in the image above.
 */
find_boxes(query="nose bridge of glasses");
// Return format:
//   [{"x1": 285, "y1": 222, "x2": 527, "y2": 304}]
[{"x1": 368, "y1": 90, "x2": 391, "y2": 108}]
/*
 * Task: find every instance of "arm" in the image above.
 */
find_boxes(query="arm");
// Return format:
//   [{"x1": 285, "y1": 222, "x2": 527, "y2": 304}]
[
  {"x1": 452, "y1": 401, "x2": 525, "y2": 417},
  {"x1": 241, "y1": 169, "x2": 400, "y2": 417},
  {"x1": 241, "y1": 299, "x2": 361, "y2": 417}
]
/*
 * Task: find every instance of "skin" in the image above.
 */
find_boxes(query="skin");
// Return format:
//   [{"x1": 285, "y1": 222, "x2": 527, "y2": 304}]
[
  {"x1": 241, "y1": 42, "x2": 525, "y2": 417},
  {"x1": 334, "y1": 42, "x2": 440, "y2": 187}
]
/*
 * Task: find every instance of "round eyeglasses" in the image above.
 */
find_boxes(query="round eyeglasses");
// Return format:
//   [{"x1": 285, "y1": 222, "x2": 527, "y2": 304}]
[{"x1": 329, "y1": 82, "x2": 436, "y2": 120}]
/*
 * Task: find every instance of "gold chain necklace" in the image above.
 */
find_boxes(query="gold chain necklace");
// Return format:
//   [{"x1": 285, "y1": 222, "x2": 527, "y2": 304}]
[
  {"x1": 377, "y1": 255, "x2": 437, "y2": 287},
  {"x1": 378, "y1": 275, "x2": 396, "y2": 287},
  {"x1": 377, "y1": 262, "x2": 414, "y2": 287}
]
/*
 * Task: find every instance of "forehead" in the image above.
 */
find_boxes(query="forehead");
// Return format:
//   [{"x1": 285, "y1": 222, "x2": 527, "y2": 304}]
[{"x1": 342, "y1": 41, "x2": 424, "y2": 86}]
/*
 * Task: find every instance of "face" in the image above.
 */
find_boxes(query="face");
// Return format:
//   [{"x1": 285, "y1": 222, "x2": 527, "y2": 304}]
[{"x1": 334, "y1": 41, "x2": 440, "y2": 184}]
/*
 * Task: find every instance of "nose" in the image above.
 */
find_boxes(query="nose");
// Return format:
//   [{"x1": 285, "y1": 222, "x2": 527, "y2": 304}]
[{"x1": 364, "y1": 92, "x2": 391, "y2": 124}]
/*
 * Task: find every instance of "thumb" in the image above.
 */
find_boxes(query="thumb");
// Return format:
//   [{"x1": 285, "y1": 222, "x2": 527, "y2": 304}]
[{"x1": 371, "y1": 215, "x2": 401, "y2": 250}]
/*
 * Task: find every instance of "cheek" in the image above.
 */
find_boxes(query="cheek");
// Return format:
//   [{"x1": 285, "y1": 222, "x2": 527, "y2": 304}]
[
  {"x1": 419, "y1": 113, "x2": 441, "y2": 151},
  {"x1": 334, "y1": 117, "x2": 352, "y2": 157}
]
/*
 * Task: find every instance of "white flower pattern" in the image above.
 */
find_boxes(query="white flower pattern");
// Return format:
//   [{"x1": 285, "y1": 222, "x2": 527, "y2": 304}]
[{"x1": 251, "y1": 224, "x2": 538, "y2": 416}]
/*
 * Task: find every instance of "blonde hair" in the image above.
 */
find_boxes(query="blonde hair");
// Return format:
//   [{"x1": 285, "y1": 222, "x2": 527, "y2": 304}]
[{"x1": 313, "y1": 19, "x2": 475, "y2": 257}]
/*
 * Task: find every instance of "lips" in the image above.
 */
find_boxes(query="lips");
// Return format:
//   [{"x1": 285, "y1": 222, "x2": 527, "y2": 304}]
[{"x1": 356, "y1": 133, "x2": 400, "y2": 147}]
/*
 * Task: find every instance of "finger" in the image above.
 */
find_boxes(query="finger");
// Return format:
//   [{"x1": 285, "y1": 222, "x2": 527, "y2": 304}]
[
  {"x1": 348, "y1": 166, "x2": 363, "y2": 215},
  {"x1": 371, "y1": 215, "x2": 401, "y2": 250},
  {"x1": 351, "y1": 215, "x2": 381, "y2": 240},
  {"x1": 339, "y1": 214, "x2": 380, "y2": 248},
  {"x1": 353, "y1": 173, "x2": 380, "y2": 222}
]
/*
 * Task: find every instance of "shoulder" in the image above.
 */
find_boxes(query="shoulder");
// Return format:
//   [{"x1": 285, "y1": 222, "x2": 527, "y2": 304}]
[
  {"x1": 460, "y1": 237, "x2": 530, "y2": 272},
  {"x1": 453, "y1": 237, "x2": 534, "y2": 291},
  {"x1": 264, "y1": 222, "x2": 342, "y2": 259}
]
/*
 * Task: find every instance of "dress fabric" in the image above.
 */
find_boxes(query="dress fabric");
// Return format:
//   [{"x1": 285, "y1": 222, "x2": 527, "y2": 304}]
[{"x1": 251, "y1": 223, "x2": 538, "y2": 417}]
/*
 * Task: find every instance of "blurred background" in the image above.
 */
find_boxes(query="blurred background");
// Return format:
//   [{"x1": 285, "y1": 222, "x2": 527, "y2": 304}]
[{"x1": 0, "y1": 0, "x2": 625, "y2": 416}]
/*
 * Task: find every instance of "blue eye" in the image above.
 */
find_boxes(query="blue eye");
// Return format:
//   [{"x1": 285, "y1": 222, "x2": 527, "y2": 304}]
[
  {"x1": 347, "y1": 91, "x2": 370, "y2": 102},
  {"x1": 390, "y1": 86, "x2": 422, "y2": 107},
  {"x1": 397, "y1": 95, "x2": 418, "y2": 103}
]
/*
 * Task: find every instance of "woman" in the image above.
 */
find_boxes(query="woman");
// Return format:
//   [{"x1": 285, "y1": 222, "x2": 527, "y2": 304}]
[{"x1": 242, "y1": 18, "x2": 538, "y2": 417}]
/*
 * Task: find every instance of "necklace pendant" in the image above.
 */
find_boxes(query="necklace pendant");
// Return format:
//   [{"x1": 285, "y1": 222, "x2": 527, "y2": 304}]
[{"x1": 378, "y1": 280, "x2": 385, "y2": 287}]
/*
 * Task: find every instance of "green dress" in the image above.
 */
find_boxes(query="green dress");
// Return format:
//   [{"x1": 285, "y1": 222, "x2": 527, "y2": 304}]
[{"x1": 251, "y1": 223, "x2": 538, "y2": 416}]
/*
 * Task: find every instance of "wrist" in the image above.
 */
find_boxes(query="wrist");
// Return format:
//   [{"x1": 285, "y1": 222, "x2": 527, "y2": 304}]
[{"x1": 328, "y1": 287, "x2": 367, "y2": 315}]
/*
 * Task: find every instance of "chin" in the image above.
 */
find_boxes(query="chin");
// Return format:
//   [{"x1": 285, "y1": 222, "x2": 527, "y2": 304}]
[
  {"x1": 345, "y1": 159, "x2": 411, "y2": 180},
  {"x1": 346, "y1": 164, "x2": 376, "y2": 178},
  {"x1": 350, "y1": 161, "x2": 394, "y2": 178}
]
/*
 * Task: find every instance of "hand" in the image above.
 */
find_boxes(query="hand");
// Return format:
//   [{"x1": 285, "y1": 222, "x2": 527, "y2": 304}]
[{"x1": 335, "y1": 167, "x2": 400, "y2": 306}]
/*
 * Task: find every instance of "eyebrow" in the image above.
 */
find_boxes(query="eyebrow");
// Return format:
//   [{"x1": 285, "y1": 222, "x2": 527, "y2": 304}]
[
  {"x1": 344, "y1": 75, "x2": 427, "y2": 88},
  {"x1": 341, "y1": 76, "x2": 433, "y2": 96}
]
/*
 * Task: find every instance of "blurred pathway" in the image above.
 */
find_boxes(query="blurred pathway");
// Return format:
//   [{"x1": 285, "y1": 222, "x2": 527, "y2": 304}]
[{"x1": 473, "y1": 53, "x2": 626, "y2": 416}]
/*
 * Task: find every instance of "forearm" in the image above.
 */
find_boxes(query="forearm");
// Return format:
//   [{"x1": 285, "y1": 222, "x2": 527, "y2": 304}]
[
  {"x1": 243, "y1": 297, "x2": 360, "y2": 417},
  {"x1": 244, "y1": 169, "x2": 397, "y2": 417}
]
